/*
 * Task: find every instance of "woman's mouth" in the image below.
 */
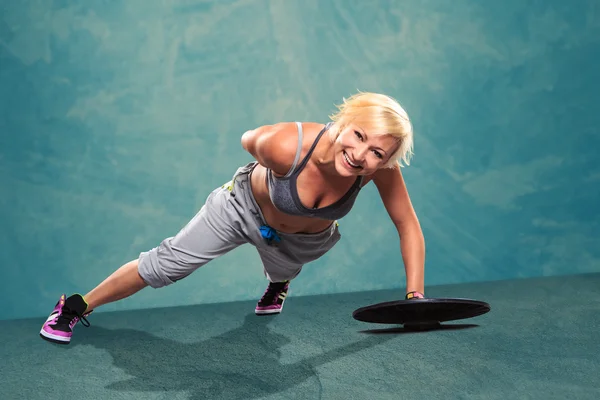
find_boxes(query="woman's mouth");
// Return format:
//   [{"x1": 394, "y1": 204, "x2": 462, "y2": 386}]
[{"x1": 343, "y1": 151, "x2": 361, "y2": 170}]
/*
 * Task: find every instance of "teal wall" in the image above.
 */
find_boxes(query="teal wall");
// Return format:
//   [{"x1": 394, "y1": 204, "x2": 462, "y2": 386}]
[{"x1": 2, "y1": 0, "x2": 599, "y2": 320}]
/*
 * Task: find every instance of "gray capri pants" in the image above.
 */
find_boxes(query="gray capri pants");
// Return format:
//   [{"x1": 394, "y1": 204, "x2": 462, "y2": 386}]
[{"x1": 138, "y1": 161, "x2": 342, "y2": 287}]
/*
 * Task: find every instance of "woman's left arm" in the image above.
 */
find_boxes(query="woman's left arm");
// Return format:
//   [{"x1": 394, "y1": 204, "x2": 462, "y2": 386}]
[{"x1": 372, "y1": 165, "x2": 425, "y2": 295}]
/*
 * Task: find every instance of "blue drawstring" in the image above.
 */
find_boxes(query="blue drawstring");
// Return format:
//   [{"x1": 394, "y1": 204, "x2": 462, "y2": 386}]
[{"x1": 260, "y1": 225, "x2": 281, "y2": 244}]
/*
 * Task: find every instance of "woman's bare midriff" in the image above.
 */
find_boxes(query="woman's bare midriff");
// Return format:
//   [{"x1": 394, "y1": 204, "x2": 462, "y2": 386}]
[{"x1": 249, "y1": 163, "x2": 346, "y2": 234}]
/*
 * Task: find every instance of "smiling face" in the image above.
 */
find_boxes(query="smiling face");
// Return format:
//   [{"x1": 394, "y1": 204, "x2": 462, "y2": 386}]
[
  {"x1": 326, "y1": 92, "x2": 415, "y2": 174},
  {"x1": 331, "y1": 123, "x2": 400, "y2": 176}
]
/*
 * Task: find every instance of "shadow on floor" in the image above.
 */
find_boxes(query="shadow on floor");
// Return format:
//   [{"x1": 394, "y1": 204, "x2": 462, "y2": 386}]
[
  {"x1": 361, "y1": 323, "x2": 480, "y2": 334},
  {"x1": 67, "y1": 313, "x2": 397, "y2": 399}
]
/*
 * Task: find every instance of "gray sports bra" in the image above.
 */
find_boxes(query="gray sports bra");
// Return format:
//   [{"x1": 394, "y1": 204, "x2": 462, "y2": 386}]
[{"x1": 265, "y1": 122, "x2": 363, "y2": 220}]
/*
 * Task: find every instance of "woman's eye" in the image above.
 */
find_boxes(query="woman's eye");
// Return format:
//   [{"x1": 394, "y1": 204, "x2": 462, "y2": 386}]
[
  {"x1": 373, "y1": 150, "x2": 382, "y2": 159},
  {"x1": 354, "y1": 131, "x2": 363, "y2": 140}
]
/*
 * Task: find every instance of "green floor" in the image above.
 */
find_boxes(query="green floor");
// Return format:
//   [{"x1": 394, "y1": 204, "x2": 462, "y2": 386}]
[{"x1": 1, "y1": 273, "x2": 599, "y2": 400}]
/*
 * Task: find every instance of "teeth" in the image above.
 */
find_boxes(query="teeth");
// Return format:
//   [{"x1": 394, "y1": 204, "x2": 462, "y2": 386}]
[{"x1": 344, "y1": 152, "x2": 359, "y2": 167}]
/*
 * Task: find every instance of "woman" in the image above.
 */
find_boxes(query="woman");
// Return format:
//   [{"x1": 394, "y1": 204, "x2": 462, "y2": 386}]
[{"x1": 40, "y1": 92, "x2": 426, "y2": 345}]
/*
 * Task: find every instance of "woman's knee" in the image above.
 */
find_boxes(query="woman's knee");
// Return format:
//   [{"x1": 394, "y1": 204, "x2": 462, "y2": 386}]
[{"x1": 137, "y1": 239, "x2": 203, "y2": 288}]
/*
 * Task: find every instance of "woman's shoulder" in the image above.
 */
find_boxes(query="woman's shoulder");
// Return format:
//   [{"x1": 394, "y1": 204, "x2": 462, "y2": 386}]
[
  {"x1": 244, "y1": 121, "x2": 324, "y2": 141},
  {"x1": 241, "y1": 121, "x2": 325, "y2": 175}
]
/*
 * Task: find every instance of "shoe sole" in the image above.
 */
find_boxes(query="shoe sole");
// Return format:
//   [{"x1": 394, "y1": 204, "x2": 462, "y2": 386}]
[
  {"x1": 39, "y1": 328, "x2": 71, "y2": 345},
  {"x1": 255, "y1": 308, "x2": 283, "y2": 315}
]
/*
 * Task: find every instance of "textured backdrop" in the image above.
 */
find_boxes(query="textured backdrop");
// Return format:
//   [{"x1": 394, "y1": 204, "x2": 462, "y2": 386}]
[{"x1": 1, "y1": 0, "x2": 599, "y2": 320}]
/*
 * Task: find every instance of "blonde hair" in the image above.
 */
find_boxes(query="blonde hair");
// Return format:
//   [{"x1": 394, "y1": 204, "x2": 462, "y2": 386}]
[{"x1": 328, "y1": 92, "x2": 414, "y2": 168}]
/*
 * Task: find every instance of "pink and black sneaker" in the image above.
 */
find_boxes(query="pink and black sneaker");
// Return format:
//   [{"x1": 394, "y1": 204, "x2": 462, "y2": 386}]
[
  {"x1": 40, "y1": 294, "x2": 92, "y2": 345},
  {"x1": 255, "y1": 281, "x2": 289, "y2": 315}
]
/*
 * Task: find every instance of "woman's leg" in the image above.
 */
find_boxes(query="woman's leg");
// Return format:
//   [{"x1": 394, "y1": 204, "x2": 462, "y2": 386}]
[
  {"x1": 83, "y1": 259, "x2": 147, "y2": 311},
  {"x1": 40, "y1": 177, "x2": 252, "y2": 344},
  {"x1": 254, "y1": 221, "x2": 342, "y2": 315},
  {"x1": 86, "y1": 185, "x2": 248, "y2": 312}
]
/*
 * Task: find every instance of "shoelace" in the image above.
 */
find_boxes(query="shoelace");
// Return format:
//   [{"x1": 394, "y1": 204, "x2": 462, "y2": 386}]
[
  {"x1": 57, "y1": 307, "x2": 91, "y2": 328},
  {"x1": 259, "y1": 282, "x2": 287, "y2": 305}
]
